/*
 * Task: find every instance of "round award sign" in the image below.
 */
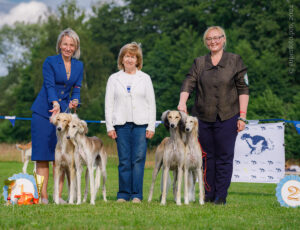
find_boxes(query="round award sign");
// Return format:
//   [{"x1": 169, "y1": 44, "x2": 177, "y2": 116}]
[
  {"x1": 276, "y1": 175, "x2": 300, "y2": 208},
  {"x1": 3, "y1": 173, "x2": 38, "y2": 205}
]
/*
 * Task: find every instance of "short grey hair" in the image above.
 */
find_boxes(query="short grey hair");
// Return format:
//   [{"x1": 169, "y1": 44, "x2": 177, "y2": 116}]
[{"x1": 56, "y1": 28, "x2": 80, "y2": 59}]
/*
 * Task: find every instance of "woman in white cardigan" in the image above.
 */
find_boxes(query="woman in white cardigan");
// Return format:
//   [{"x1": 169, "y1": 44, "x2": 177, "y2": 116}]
[{"x1": 105, "y1": 42, "x2": 156, "y2": 203}]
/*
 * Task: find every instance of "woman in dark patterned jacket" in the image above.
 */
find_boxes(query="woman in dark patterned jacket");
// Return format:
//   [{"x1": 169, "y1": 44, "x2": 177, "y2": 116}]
[{"x1": 178, "y1": 26, "x2": 249, "y2": 205}]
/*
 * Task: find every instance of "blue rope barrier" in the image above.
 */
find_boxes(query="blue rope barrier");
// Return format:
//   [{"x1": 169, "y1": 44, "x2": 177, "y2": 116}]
[
  {"x1": 0, "y1": 116, "x2": 297, "y2": 123},
  {"x1": 0, "y1": 116, "x2": 299, "y2": 134},
  {"x1": 0, "y1": 116, "x2": 163, "y2": 125}
]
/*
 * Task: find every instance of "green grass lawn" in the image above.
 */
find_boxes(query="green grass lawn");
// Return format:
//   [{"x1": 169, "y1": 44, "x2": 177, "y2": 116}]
[{"x1": 0, "y1": 159, "x2": 299, "y2": 230}]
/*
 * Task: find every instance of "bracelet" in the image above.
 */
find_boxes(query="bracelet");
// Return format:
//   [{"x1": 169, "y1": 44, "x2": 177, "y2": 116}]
[
  {"x1": 238, "y1": 117, "x2": 247, "y2": 123},
  {"x1": 53, "y1": 102, "x2": 60, "y2": 108},
  {"x1": 240, "y1": 111, "x2": 247, "y2": 114}
]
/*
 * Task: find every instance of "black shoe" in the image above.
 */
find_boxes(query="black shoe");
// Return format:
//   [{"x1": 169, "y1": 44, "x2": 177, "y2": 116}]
[
  {"x1": 204, "y1": 196, "x2": 215, "y2": 203},
  {"x1": 214, "y1": 197, "x2": 226, "y2": 205}
]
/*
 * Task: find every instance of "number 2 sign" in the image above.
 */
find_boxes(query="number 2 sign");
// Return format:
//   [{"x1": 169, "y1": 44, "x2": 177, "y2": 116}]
[{"x1": 276, "y1": 175, "x2": 300, "y2": 207}]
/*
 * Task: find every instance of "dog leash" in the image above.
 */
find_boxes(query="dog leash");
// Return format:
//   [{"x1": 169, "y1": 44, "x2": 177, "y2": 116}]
[
  {"x1": 64, "y1": 104, "x2": 79, "y2": 114},
  {"x1": 198, "y1": 139, "x2": 211, "y2": 192}
]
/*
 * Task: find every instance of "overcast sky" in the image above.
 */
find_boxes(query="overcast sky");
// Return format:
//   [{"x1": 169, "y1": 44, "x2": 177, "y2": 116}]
[
  {"x1": 0, "y1": 0, "x2": 103, "y2": 27},
  {"x1": 0, "y1": 0, "x2": 119, "y2": 76}
]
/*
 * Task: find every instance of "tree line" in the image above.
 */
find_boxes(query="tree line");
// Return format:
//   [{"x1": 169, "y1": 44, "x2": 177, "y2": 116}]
[{"x1": 0, "y1": 0, "x2": 299, "y2": 159}]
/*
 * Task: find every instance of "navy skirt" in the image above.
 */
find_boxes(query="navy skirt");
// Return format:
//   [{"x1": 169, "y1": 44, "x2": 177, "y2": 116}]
[{"x1": 31, "y1": 112, "x2": 57, "y2": 161}]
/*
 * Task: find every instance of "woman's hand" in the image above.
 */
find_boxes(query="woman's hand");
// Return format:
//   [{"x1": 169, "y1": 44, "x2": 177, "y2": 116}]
[
  {"x1": 69, "y1": 99, "x2": 78, "y2": 109},
  {"x1": 108, "y1": 130, "x2": 117, "y2": 139},
  {"x1": 49, "y1": 102, "x2": 60, "y2": 116},
  {"x1": 177, "y1": 92, "x2": 189, "y2": 113},
  {"x1": 146, "y1": 130, "x2": 154, "y2": 139},
  {"x1": 177, "y1": 103, "x2": 187, "y2": 114},
  {"x1": 237, "y1": 120, "x2": 246, "y2": 132}
]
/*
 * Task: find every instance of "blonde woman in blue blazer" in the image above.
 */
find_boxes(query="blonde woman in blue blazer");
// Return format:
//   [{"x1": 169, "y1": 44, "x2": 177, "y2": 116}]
[{"x1": 31, "y1": 28, "x2": 83, "y2": 204}]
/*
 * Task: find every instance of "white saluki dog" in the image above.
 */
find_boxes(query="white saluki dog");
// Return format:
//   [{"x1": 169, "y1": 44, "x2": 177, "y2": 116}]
[
  {"x1": 183, "y1": 115, "x2": 205, "y2": 205},
  {"x1": 148, "y1": 110, "x2": 187, "y2": 205},
  {"x1": 51, "y1": 113, "x2": 76, "y2": 204},
  {"x1": 16, "y1": 142, "x2": 36, "y2": 173},
  {"x1": 67, "y1": 115, "x2": 107, "y2": 205}
]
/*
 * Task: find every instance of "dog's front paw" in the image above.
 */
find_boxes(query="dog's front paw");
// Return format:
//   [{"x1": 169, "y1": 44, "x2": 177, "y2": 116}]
[
  {"x1": 176, "y1": 200, "x2": 182, "y2": 206},
  {"x1": 199, "y1": 200, "x2": 204, "y2": 205}
]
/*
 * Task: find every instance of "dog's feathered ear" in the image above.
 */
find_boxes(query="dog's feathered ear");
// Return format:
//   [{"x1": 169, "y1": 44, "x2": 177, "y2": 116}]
[
  {"x1": 179, "y1": 111, "x2": 187, "y2": 132},
  {"x1": 50, "y1": 114, "x2": 58, "y2": 125},
  {"x1": 79, "y1": 120, "x2": 88, "y2": 134},
  {"x1": 193, "y1": 116, "x2": 199, "y2": 133},
  {"x1": 161, "y1": 110, "x2": 170, "y2": 130}
]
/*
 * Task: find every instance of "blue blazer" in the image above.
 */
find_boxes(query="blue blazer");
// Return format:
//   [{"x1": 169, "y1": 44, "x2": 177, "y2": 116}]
[{"x1": 31, "y1": 54, "x2": 83, "y2": 118}]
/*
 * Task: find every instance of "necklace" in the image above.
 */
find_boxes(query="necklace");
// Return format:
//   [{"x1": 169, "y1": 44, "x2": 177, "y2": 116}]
[{"x1": 64, "y1": 61, "x2": 71, "y2": 80}]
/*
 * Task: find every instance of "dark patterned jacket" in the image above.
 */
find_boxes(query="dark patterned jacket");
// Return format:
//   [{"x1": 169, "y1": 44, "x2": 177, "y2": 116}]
[{"x1": 181, "y1": 51, "x2": 249, "y2": 122}]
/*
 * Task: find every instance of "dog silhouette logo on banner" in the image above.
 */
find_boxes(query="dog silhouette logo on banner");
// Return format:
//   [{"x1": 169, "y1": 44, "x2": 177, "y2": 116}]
[
  {"x1": 232, "y1": 122, "x2": 285, "y2": 183},
  {"x1": 240, "y1": 133, "x2": 274, "y2": 156}
]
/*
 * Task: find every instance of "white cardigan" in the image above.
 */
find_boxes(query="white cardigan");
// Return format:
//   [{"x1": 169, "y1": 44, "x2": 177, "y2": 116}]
[{"x1": 105, "y1": 70, "x2": 156, "y2": 132}]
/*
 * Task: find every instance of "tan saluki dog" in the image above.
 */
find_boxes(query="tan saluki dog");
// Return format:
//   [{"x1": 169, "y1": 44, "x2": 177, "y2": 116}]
[
  {"x1": 183, "y1": 115, "x2": 205, "y2": 205},
  {"x1": 67, "y1": 115, "x2": 107, "y2": 205},
  {"x1": 16, "y1": 142, "x2": 36, "y2": 173},
  {"x1": 148, "y1": 110, "x2": 187, "y2": 205},
  {"x1": 51, "y1": 113, "x2": 76, "y2": 204}
]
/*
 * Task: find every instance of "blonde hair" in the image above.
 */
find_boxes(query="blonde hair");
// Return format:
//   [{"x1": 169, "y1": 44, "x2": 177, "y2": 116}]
[
  {"x1": 118, "y1": 42, "x2": 143, "y2": 70},
  {"x1": 56, "y1": 28, "x2": 80, "y2": 59},
  {"x1": 203, "y1": 26, "x2": 226, "y2": 49}
]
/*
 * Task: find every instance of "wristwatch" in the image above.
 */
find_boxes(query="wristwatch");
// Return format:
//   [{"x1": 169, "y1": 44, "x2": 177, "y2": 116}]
[{"x1": 238, "y1": 117, "x2": 247, "y2": 123}]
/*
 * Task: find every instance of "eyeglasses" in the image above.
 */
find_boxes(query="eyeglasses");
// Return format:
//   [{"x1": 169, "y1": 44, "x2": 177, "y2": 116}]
[{"x1": 206, "y1": 35, "x2": 224, "y2": 43}]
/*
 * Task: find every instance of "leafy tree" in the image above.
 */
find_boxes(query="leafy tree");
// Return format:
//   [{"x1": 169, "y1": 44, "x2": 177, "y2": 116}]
[{"x1": 0, "y1": 0, "x2": 299, "y2": 158}]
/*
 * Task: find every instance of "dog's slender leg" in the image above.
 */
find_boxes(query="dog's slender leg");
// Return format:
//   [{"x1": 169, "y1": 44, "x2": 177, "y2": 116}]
[
  {"x1": 198, "y1": 167, "x2": 205, "y2": 205},
  {"x1": 184, "y1": 167, "x2": 189, "y2": 205},
  {"x1": 54, "y1": 165, "x2": 61, "y2": 204},
  {"x1": 83, "y1": 168, "x2": 89, "y2": 202},
  {"x1": 176, "y1": 166, "x2": 183, "y2": 206},
  {"x1": 33, "y1": 161, "x2": 36, "y2": 173},
  {"x1": 88, "y1": 163, "x2": 96, "y2": 205},
  {"x1": 65, "y1": 169, "x2": 71, "y2": 201},
  {"x1": 161, "y1": 166, "x2": 169, "y2": 205},
  {"x1": 95, "y1": 165, "x2": 101, "y2": 199},
  {"x1": 69, "y1": 166, "x2": 76, "y2": 204},
  {"x1": 189, "y1": 170, "x2": 196, "y2": 202},
  {"x1": 102, "y1": 166, "x2": 107, "y2": 202},
  {"x1": 172, "y1": 170, "x2": 178, "y2": 201},
  {"x1": 23, "y1": 157, "x2": 29, "y2": 174},
  {"x1": 21, "y1": 149, "x2": 25, "y2": 163},
  {"x1": 76, "y1": 161, "x2": 82, "y2": 205}
]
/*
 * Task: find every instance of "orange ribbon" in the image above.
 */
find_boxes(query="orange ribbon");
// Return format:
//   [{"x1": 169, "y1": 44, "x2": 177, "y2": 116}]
[{"x1": 14, "y1": 192, "x2": 35, "y2": 205}]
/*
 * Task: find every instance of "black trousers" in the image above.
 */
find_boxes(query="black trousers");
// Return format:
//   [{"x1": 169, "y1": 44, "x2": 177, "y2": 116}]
[{"x1": 198, "y1": 114, "x2": 239, "y2": 200}]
